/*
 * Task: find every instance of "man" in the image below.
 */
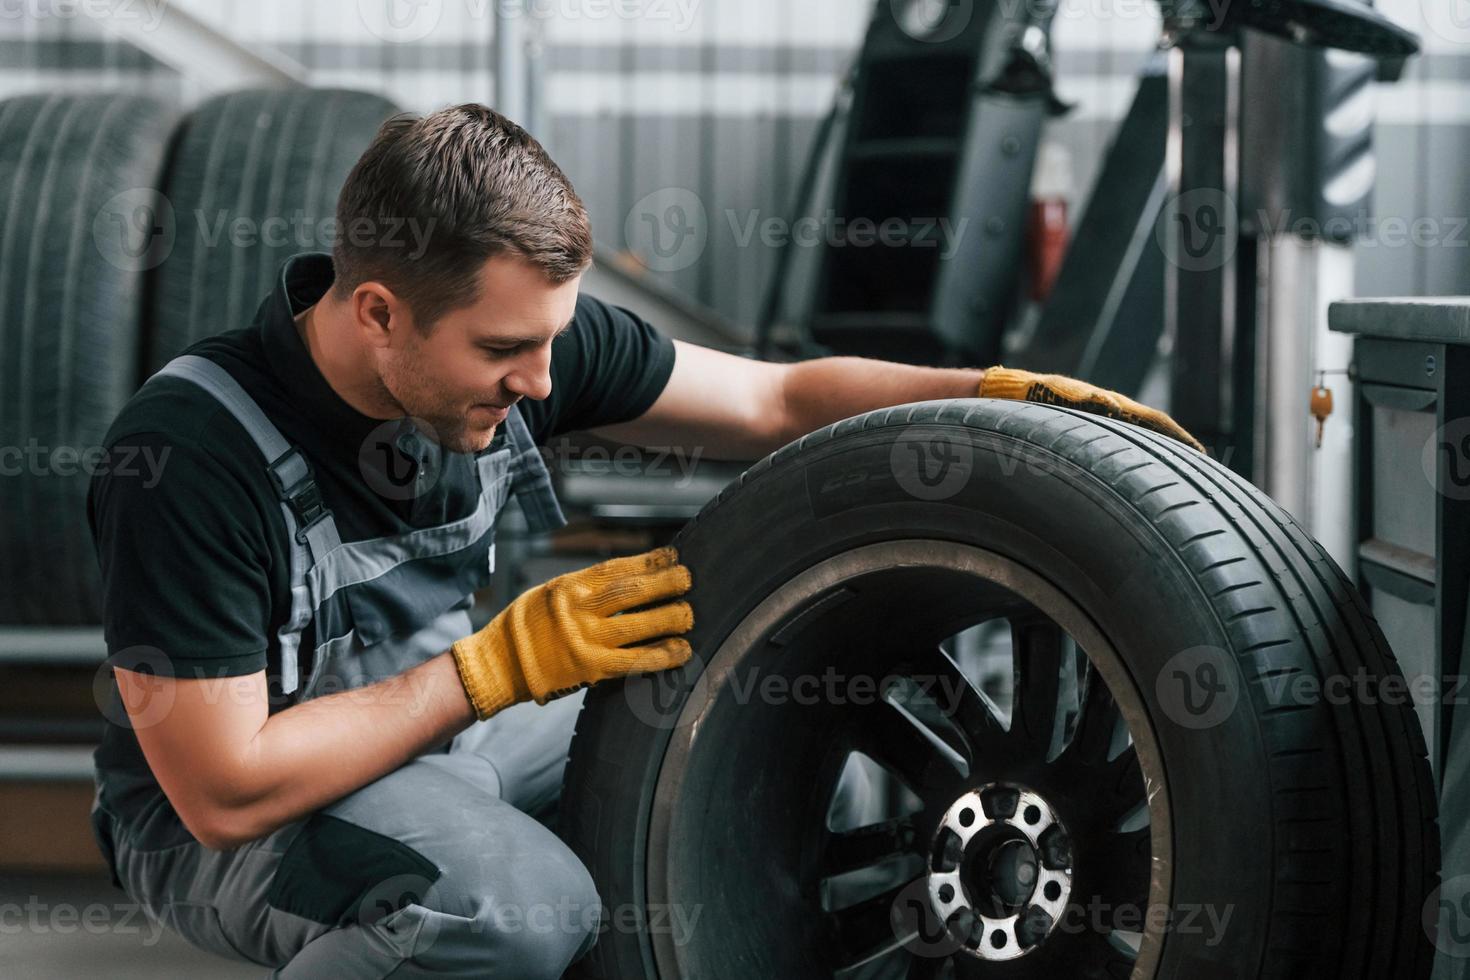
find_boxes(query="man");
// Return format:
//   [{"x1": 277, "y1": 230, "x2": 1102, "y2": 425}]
[{"x1": 86, "y1": 103, "x2": 1199, "y2": 979}]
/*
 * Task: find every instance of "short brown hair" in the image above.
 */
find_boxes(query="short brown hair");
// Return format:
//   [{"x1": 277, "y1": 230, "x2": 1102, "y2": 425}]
[{"x1": 332, "y1": 103, "x2": 592, "y2": 329}]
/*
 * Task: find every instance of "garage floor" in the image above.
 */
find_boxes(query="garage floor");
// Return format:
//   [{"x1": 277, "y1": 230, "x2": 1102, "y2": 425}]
[{"x1": 3, "y1": 873, "x2": 262, "y2": 979}]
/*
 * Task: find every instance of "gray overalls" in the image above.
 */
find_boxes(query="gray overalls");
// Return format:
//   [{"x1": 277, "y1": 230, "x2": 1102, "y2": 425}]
[{"x1": 88, "y1": 354, "x2": 601, "y2": 978}]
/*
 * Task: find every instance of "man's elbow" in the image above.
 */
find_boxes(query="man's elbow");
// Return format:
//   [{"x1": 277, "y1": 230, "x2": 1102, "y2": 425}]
[
  {"x1": 178, "y1": 799, "x2": 258, "y2": 851},
  {"x1": 172, "y1": 770, "x2": 271, "y2": 850}
]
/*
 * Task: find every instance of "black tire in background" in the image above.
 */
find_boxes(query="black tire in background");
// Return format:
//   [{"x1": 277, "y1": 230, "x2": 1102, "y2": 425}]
[
  {"x1": 147, "y1": 87, "x2": 399, "y2": 370},
  {"x1": 560, "y1": 399, "x2": 1439, "y2": 979},
  {"x1": 0, "y1": 94, "x2": 178, "y2": 623}
]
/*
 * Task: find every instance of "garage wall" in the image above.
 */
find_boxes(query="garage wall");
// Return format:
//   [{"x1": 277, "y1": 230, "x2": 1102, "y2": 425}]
[
  {"x1": 1, "y1": 0, "x2": 1466, "y2": 337},
  {"x1": 1358, "y1": 0, "x2": 1470, "y2": 298},
  {"x1": 0, "y1": 6, "x2": 182, "y2": 99}
]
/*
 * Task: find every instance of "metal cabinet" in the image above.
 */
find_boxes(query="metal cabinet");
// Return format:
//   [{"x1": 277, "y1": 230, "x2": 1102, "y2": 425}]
[{"x1": 1331, "y1": 299, "x2": 1470, "y2": 784}]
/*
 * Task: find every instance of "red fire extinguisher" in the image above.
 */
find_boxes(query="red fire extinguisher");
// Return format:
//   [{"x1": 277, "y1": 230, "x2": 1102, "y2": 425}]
[{"x1": 1026, "y1": 142, "x2": 1073, "y2": 305}]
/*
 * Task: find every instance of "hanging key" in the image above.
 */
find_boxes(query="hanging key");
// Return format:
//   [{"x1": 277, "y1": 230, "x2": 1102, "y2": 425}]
[{"x1": 1310, "y1": 378, "x2": 1334, "y2": 448}]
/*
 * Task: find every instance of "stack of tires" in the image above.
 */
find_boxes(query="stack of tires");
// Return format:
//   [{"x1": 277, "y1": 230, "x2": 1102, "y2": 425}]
[
  {"x1": 0, "y1": 89, "x2": 398, "y2": 828},
  {"x1": 0, "y1": 87, "x2": 398, "y2": 625}
]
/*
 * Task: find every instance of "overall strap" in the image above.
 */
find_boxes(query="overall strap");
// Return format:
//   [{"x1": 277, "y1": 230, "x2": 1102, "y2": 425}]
[
  {"x1": 501, "y1": 404, "x2": 568, "y2": 534},
  {"x1": 148, "y1": 354, "x2": 341, "y2": 694}
]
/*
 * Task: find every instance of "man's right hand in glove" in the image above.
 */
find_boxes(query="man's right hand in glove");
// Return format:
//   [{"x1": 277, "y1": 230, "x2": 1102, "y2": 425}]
[{"x1": 450, "y1": 545, "x2": 695, "y2": 720}]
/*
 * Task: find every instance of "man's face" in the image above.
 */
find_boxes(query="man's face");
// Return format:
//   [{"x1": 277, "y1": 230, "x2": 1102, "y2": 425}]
[{"x1": 376, "y1": 254, "x2": 580, "y2": 454}]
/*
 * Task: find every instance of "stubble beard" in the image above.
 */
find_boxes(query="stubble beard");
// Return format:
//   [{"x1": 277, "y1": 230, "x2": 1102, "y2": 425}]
[{"x1": 379, "y1": 345, "x2": 490, "y2": 455}]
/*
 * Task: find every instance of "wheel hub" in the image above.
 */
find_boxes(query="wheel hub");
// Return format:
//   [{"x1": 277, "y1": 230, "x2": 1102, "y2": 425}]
[{"x1": 927, "y1": 783, "x2": 1073, "y2": 960}]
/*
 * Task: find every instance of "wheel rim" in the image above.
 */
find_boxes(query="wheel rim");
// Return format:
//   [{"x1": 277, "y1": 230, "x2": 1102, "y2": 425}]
[
  {"x1": 926, "y1": 783, "x2": 1074, "y2": 961},
  {"x1": 648, "y1": 539, "x2": 1172, "y2": 979}
]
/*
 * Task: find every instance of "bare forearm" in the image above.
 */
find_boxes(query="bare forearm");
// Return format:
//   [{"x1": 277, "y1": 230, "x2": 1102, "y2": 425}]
[
  {"x1": 221, "y1": 651, "x2": 475, "y2": 846},
  {"x1": 781, "y1": 356, "x2": 984, "y2": 444}
]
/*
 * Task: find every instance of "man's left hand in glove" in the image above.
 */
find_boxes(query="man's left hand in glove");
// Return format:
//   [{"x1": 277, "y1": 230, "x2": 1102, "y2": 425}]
[{"x1": 977, "y1": 365, "x2": 1205, "y2": 453}]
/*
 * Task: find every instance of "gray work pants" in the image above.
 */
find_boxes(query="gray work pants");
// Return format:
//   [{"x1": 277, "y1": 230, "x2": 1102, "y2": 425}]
[
  {"x1": 100, "y1": 691, "x2": 599, "y2": 978},
  {"x1": 96, "y1": 688, "x2": 879, "y2": 978}
]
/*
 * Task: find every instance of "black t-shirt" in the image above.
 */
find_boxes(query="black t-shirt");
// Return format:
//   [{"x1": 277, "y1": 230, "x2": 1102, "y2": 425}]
[{"x1": 88, "y1": 252, "x2": 674, "y2": 803}]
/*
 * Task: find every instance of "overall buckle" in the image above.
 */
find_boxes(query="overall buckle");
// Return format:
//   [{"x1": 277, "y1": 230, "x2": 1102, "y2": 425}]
[{"x1": 267, "y1": 448, "x2": 331, "y2": 544}]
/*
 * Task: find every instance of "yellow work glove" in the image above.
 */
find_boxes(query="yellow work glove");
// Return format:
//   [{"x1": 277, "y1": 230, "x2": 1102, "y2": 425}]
[
  {"x1": 978, "y1": 366, "x2": 1205, "y2": 453},
  {"x1": 450, "y1": 545, "x2": 694, "y2": 721}
]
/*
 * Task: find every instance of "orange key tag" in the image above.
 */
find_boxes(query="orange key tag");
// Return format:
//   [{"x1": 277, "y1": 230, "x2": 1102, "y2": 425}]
[{"x1": 1310, "y1": 383, "x2": 1334, "y2": 448}]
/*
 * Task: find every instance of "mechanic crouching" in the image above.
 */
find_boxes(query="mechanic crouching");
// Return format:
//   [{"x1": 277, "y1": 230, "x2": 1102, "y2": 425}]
[{"x1": 85, "y1": 102, "x2": 1199, "y2": 978}]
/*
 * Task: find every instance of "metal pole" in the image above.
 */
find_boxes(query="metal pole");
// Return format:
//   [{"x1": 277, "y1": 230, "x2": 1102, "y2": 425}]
[
  {"x1": 1165, "y1": 33, "x2": 1242, "y2": 465},
  {"x1": 496, "y1": 0, "x2": 528, "y2": 126}
]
